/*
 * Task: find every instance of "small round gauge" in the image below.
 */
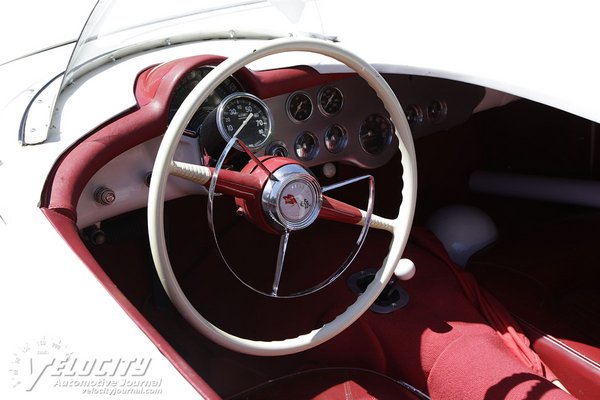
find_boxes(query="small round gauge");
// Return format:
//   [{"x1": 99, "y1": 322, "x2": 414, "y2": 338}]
[
  {"x1": 294, "y1": 132, "x2": 319, "y2": 160},
  {"x1": 216, "y1": 93, "x2": 272, "y2": 150},
  {"x1": 287, "y1": 92, "x2": 313, "y2": 122},
  {"x1": 405, "y1": 104, "x2": 424, "y2": 127},
  {"x1": 318, "y1": 86, "x2": 344, "y2": 116},
  {"x1": 359, "y1": 114, "x2": 394, "y2": 155},
  {"x1": 427, "y1": 99, "x2": 447, "y2": 123},
  {"x1": 324, "y1": 125, "x2": 347, "y2": 153},
  {"x1": 266, "y1": 141, "x2": 288, "y2": 157}
]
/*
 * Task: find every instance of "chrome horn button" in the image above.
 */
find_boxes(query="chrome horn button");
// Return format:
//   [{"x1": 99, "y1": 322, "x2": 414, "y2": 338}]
[
  {"x1": 262, "y1": 164, "x2": 322, "y2": 232},
  {"x1": 277, "y1": 176, "x2": 320, "y2": 228}
]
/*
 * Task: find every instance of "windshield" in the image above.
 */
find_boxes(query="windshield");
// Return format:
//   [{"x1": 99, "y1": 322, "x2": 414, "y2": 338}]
[{"x1": 62, "y1": 0, "x2": 325, "y2": 89}]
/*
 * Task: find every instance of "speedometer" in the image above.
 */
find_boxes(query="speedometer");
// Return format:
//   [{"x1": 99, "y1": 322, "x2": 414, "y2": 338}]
[
  {"x1": 216, "y1": 93, "x2": 272, "y2": 149},
  {"x1": 200, "y1": 92, "x2": 273, "y2": 156}
]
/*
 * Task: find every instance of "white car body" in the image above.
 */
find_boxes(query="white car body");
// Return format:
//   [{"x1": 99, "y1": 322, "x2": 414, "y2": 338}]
[{"x1": 1, "y1": 1, "x2": 598, "y2": 398}]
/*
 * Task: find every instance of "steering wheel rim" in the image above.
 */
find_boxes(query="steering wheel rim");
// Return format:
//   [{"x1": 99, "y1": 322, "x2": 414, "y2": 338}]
[{"x1": 148, "y1": 37, "x2": 417, "y2": 356}]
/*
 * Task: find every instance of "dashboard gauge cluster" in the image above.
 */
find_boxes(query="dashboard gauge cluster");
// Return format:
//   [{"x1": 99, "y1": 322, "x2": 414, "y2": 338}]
[
  {"x1": 261, "y1": 77, "x2": 399, "y2": 169},
  {"x1": 167, "y1": 64, "x2": 484, "y2": 170}
]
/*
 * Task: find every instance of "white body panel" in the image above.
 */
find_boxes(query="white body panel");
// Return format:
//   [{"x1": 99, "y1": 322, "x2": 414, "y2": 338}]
[{"x1": 0, "y1": 0, "x2": 598, "y2": 398}]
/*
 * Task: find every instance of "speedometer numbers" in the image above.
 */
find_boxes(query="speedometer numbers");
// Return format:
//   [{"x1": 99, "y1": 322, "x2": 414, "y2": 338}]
[
  {"x1": 217, "y1": 93, "x2": 272, "y2": 149},
  {"x1": 200, "y1": 92, "x2": 273, "y2": 157}
]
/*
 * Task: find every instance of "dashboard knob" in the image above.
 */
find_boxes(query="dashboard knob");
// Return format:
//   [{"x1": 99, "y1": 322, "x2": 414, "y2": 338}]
[{"x1": 94, "y1": 186, "x2": 116, "y2": 206}]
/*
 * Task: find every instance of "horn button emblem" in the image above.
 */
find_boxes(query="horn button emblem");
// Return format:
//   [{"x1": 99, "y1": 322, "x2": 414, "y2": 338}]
[
  {"x1": 262, "y1": 164, "x2": 322, "y2": 231},
  {"x1": 279, "y1": 180, "x2": 317, "y2": 223}
]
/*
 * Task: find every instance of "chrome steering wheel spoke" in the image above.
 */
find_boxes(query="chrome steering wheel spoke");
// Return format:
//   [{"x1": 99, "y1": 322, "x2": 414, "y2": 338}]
[
  {"x1": 272, "y1": 230, "x2": 291, "y2": 295},
  {"x1": 206, "y1": 134, "x2": 377, "y2": 298}
]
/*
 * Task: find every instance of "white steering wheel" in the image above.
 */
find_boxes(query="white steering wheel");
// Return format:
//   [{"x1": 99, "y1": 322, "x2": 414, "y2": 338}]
[{"x1": 148, "y1": 37, "x2": 417, "y2": 356}]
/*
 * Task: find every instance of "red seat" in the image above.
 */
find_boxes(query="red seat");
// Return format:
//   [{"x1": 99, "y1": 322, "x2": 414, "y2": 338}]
[{"x1": 468, "y1": 217, "x2": 600, "y2": 400}]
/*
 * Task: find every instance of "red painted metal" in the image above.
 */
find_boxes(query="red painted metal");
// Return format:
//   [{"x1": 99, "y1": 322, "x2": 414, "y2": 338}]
[
  {"x1": 208, "y1": 169, "x2": 262, "y2": 200},
  {"x1": 319, "y1": 195, "x2": 363, "y2": 225},
  {"x1": 230, "y1": 156, "x2": 301, "y2": 234}
]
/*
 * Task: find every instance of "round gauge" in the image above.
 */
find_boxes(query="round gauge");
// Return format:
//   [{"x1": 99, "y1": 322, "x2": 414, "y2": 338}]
[
  {"x1": 359, "y1": 114, "x2": 394, "y2": 155},
  {"x1": 294, "y1": 132, "x2": 319, "y2": 160},
  {"x1": 169, "y1": 66, "x2": 244, "y2": 127},
  {"x1": 318, "y1": 86, "x2": 344, "y2": 116},
  {"x1": 405, "y1": 104, "x2": 424, "y2": 127},
  {"x1": 427, "y1": 100, "x2": 447, "y2": 123},
  {"x1": 216, "y1": 93, "x2": 272, "y2": 150},
  {"x1": 278, "y1": 180, "x2": 318, "y2": 224},
  {"x1": 287, "y1": 92, "x2": 313, "y2": 122},
  {"x1": 266, "y1": 141, "x2": 288, "y2": 157},
  {"x1": 324, "y1": 125, "x2": 347, "y2": 153}
]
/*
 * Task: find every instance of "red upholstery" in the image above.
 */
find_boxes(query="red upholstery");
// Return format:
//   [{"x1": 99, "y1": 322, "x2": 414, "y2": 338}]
[
  {"x1": 522, "y1": 321, "x2": 600, "y2": 400},
  {"x1": 468, "y1": 216, "x2": 600, "y2": 400},
  {"x1": 410, "y1": 230, "x2": 548, "y2": 377},
  {"x1": 427, "y1": 332, "x2": 571, "y2": 400}
]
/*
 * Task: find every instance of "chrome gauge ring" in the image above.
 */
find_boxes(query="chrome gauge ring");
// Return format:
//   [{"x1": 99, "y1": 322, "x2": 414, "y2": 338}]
[{"x1": 216, "y1": 92, "x2": 273, "y2": 151}]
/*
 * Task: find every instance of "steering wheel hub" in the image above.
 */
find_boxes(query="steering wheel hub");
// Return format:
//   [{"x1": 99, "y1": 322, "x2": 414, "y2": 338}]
[{"x1": 262, "y1": 164, "x2": 322, "y2": 232}]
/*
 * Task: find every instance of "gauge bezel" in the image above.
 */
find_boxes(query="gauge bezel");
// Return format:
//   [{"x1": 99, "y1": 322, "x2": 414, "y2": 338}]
[
  {"x1": 324, "y1": 124, "x2": 348, "y2": 154},
  {"x1": 358, "y1": 113, "x2": 394, "y2": 155},
  {"x1": 317, "y1": 85, "x2": 344, "y2": 116},
  {"x1": 427, "y1": 99, "x2": 448, "y2": 124},
  {"x1": 286, "y1": 91, "x2": 313, "y2": 123},
  {"x1": 216, "y1": 92, "x2": 273, "y2": 151},
  {"x1": 294, "y1": 131, "x2": 320, "y2": 161},
  {"x1": 266, "y1": 141, "x2": 289, "y2": 157},
  {"x1": 405, "y1": 104, "x2": 424, "y2": 127}
]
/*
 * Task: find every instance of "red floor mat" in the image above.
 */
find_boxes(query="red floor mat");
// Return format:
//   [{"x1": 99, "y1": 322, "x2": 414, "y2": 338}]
[{"x1": 89, "y1": 197, "x2": 573, "y2": 399}]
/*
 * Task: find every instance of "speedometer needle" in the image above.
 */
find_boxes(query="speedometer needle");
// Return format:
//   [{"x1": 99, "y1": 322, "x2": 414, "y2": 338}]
[
  {"x1": 233, "y1": 112, "x2": 253, "y2": 139},
  {"x1": 324, "y1": 93, "x2": 334, "y2": 109}
]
